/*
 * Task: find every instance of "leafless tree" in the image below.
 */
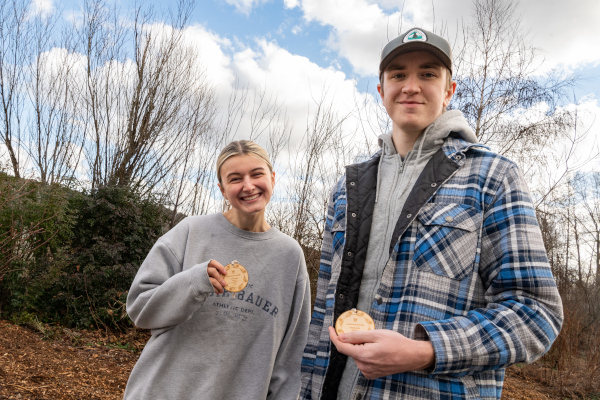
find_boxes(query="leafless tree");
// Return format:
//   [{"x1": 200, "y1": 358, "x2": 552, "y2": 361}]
[
  {"x1": 570, "y1": 172, "x2": 600, "y2": 285},
  {"x1": 75, "y1": 0, "x2": 217, "y2": 200},
  {"x1": 24, "y1": 11, "x2": 85, "y2": 186},
  {"x1": 267, "y1": 96, "x2": 358, "y2": 278},
  {"x1": 448, "y1": 0, "x2": 600, "y2": 215},
  {"x1": 452, "y1": 0, "x2": 576, "y2": 149},
  {"x1": 0, "y1": 0, "x2": 31, "y2": 178}
]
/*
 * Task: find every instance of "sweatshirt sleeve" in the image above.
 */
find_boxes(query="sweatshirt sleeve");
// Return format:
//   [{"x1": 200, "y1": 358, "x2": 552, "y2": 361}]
[
  {"x1": 416, "y1": 164, "x2": 564, "y2": 376},
  {"x1": 126, "y1": 221, "x2": 216, "y2": 330},
  {"x1": 267, "y1": 257, "x2": 312, "y2": 400}
]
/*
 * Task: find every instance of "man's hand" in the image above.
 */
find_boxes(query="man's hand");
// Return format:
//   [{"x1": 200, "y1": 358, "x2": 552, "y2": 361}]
[{"x1": 328, "y1": 326, "x2": 435, "y2": 380}]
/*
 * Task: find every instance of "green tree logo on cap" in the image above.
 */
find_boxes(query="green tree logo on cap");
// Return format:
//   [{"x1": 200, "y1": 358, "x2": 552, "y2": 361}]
[{"x1": 403, "y1": 29, "x2": 427, "y2": 43}]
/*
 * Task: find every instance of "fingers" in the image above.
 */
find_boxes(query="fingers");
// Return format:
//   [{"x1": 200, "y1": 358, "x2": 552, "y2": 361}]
[
  {"x1": 207, "y1": 259, "x2": 227, "y2": 293},
  {"x1": 339, "y1": 330, "x2": 377, "y2": 345},
  {"x1": 329, "y1": 327, "x2": 360, "y2": 358},
  {"x1": 208, "y1": 259, "x2": 227, "y2": 275},
  {"x1": 209, "y1": 277, "x2": 225, "y2": 294}
]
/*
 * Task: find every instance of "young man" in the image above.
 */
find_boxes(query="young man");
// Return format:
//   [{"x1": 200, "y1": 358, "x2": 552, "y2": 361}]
[{"x1": 300, "y1": 27, "x2": 563, "y2": 400}]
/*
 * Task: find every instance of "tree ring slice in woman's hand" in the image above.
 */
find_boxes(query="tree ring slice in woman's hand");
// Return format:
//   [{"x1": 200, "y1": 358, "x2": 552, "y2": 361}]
[
  {"x1": 335, "y1": 308, "x2": 375, "y2": 335},
  {"x1": 222, "y1": 260, "x2": 249, "y2": 293}
]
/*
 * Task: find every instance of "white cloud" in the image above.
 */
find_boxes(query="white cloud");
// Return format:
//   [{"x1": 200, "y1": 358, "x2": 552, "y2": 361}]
[
  {"x1": 295, "y1": 0, "x2": 471, "y2": 76},
  {"x1": 184, "y1": 24, "x2": 235, "y2": 90},
  {"x1": 284, "y1": 0, "x2": 299, "y2": 8},
  {"x1": 224, "y1": 0, "x2": 270, "y2": 15},
  {"x1": 229, "y1": 38, "x2": 376, "y2": 147},
  {"x1": 29, "y1": 0, "x2": 54, "y2": 19},
  {"x1": 518, "y1": 1, "x2": 600, "y2": 70},
  {"x1": 295, "y1": 0, "x2": 600, "y2": 77}
]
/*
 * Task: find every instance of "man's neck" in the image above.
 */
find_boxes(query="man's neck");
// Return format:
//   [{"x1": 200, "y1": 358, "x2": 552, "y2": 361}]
[{"x1": 391, "y1": 128, "x2": 424, "y2": 157}]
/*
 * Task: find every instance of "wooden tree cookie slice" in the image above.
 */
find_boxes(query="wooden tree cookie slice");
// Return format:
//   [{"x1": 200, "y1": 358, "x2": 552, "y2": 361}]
[
  {"x1": 222, "y1": 260, "x2": 248, "y2": 293},
  {"x1": 335, "y1": 308, "x2": 375, "y2": 335}
]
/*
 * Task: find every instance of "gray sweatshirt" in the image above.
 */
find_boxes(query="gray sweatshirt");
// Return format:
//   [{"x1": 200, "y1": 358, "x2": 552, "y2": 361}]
[
  {"x1": 123, "y1": 213, "x2": 311, "y2": 400},
  {"x1": 337, "y1": 110, "x2": 478, "y2": 400}
]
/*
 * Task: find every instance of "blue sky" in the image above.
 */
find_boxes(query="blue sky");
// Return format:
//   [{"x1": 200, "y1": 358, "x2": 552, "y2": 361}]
[
  {"x1": 22, "y1": 0, "x2": 600, "y2": 169},
  {"x1": 47, "y1": 0, "x2": 600, "y2": 115},
  {"x1": 188, "y1": 0, "x2": 600, "y2": 99}
]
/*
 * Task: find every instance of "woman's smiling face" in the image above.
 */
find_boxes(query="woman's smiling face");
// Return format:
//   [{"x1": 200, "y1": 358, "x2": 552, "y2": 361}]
[{"x1": 218, "y1": 154, "x2": 275, "y2": 216}]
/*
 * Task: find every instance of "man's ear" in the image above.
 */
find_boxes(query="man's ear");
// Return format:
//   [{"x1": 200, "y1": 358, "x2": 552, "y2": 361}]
[
  {"x1": 377, "y1": 82, "x2": 383, "y2": 100},
  {"x1": 444, "y1": 81, "x2": 457, "y2": 108}
]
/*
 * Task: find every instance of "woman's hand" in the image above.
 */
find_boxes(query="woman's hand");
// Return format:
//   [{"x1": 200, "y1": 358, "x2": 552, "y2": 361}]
[{"x1": 207, "y1": 260, "x2": 228, "y2": 294}]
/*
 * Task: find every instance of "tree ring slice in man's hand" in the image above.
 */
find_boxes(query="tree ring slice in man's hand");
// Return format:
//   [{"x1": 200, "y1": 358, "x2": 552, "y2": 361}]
[
  {"x1": 222, "y1": 260, "x2": 249, "y2": 293},
  {"x1": 335, "y1": 308, "x2": 375, "y2": 335}
]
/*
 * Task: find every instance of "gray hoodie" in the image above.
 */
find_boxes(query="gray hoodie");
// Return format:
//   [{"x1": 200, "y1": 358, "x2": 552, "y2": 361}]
[{"x1": 337, "y1": 110, "x2": 478, "y2": 400}]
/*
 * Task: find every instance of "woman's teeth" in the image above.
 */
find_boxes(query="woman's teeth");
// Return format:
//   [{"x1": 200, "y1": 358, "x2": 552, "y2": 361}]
[{"x1": 242, "y1": 194, "x2": 260, "y2": 201}]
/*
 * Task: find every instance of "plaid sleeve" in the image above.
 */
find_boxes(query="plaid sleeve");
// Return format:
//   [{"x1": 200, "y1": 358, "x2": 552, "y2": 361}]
[
  {"x1": 418, "y1": 164, "x2": 563, "y2": 376},
  {"x1": 299, "y1": 181, "x2": 340, "y2": 399}
]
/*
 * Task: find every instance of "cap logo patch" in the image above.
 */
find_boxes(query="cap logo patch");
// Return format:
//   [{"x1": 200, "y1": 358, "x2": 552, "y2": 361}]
[{"x1": 403, "y1": 29, "x2": 427, "y2": 43}]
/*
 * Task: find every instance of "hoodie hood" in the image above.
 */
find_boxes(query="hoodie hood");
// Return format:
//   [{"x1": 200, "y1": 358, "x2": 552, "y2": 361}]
[
  {"x1": 378, "y1": 110, "x2": 477, "y2": 155},
  {"x1": 375, "y1": 110, "x2": 477, "y2": 201}
]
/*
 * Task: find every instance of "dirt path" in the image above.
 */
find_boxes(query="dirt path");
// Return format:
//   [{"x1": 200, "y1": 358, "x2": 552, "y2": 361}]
[{"x1": 0, "y1": 319, "x2": 562, "y2": 399}]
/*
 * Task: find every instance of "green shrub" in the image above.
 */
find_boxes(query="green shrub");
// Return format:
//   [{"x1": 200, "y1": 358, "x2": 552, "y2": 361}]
[
  {"x1": 55, "y1": 186, "x2": 169, "y2": 329},
  {"x1": 1, "y1": 177, "x2": 170, "y2": 330},
  {"x1": 0, "y1": 174, "x2": 77, "y2": 312}
]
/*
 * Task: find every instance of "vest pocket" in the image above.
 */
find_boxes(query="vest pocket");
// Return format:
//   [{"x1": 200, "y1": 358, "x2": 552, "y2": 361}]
[{"x1": 413, "y1": 203, "x2": 482, "y2": 281}]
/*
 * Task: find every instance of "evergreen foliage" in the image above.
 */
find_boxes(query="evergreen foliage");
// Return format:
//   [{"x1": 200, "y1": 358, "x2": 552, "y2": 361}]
[{"x1": 0, "y1": 175, "x2": 169, "y2": 330}]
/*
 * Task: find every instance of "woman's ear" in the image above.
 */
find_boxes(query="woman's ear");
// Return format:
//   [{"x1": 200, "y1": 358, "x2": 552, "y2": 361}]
[{"x1": 218, "y1": 182, "x2": 226, "y2": 199}]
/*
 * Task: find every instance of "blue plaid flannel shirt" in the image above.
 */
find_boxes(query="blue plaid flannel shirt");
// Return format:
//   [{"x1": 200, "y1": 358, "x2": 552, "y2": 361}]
[{"x1": 300, "y1": 137, "x2": 563, "y2": 400}]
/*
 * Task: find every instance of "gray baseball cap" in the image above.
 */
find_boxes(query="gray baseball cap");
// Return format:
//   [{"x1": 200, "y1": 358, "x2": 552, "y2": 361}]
[{"x1": 379, "y1": 27, "x2": 452, "y2": 80}]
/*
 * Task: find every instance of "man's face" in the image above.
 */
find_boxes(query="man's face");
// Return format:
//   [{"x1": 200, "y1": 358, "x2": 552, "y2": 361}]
[{"x1": 377, "y1": 51, "x2": 456, "y2": 137}]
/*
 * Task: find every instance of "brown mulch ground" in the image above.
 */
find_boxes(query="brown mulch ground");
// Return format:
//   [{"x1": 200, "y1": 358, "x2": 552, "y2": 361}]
[
  {"x1": 0, "y1": 319, "x2": 148, "y2": 399},
  {"x1": 0, "y1": 318, "x2": 592, "y2": 399}
]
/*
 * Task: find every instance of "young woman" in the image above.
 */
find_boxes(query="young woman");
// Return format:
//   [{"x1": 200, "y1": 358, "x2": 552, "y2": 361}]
[{"x1": 123, "y1": 140, "x2": 311, "y2": 399}]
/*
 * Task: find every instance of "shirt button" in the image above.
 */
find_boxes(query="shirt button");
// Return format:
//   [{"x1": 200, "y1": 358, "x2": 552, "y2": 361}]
[
  {"x1": 431, "y1": 182, "x2": 437, "y2": 187},
  {"x1": 351, "y1": 212, "x2": 357, "y2": 218},
  {"x1": 406, "y1": 213, "x2": 412, "y2": 218},
  {"x1": 445, "y1": 216, "x2": 454, "y2": 222},
  {"x1": 339, "y1": 293, "x2": 344, "y2": 299},
  {"x1": 350, "y1": 181, "x2": 356, "y2": 186},
  {"x1": 333, "y1": 223, "x2": 340, "y2": 229},
  {"x1": 456, "y1": 155, "x2": 462, "y2": 160},
  {"x1": 376, "y1": 297, "x2": 383, "y2": 305},
  {"x1": 347, "y1": 251, "x2": 353, "y2": 256}
]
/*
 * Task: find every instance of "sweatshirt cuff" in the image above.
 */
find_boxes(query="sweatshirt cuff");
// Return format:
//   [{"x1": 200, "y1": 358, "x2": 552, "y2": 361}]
[
  {"x1": 417, "y1": 319, "x2": 473, "y2": 376},
  {"x1": 189, "y1": 260, "x2": 215, "y2": 299}
]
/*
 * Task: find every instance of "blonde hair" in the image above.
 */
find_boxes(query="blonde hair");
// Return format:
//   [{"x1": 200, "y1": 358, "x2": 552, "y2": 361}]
[{"x1": 216, "y1": 140, "x2": 273, "y2": 184}]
